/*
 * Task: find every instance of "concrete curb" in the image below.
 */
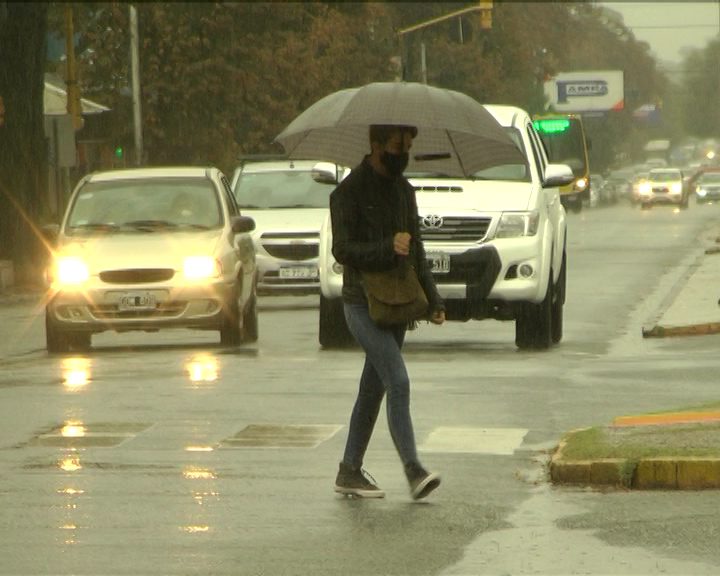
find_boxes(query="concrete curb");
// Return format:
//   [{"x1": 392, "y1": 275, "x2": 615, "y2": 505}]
[{"x1": 550, "y1": 432, "x2": 720, "y2": 490}]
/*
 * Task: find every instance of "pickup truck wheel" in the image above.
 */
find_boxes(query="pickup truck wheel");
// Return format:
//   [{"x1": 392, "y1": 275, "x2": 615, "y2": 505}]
[
  {"x1": 551, "y1": 255, "x2": 566, "y2": 344},
  {"x1": 515, "y1": 280, "x2": 553, "y2": 350},
  {"x1": 319, "y1": 294, "x2": 354, "y2": 348}
]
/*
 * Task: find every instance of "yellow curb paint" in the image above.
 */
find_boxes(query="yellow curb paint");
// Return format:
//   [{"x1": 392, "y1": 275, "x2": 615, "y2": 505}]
[
  {"x1": 634, "y1": 459, "x2": 677, "y2": 489},
  {"x1": 677, "y1": 459, "x2": 720, "y2": 489},
  {"x1": 613, "y1": 411, "x2": 720, "y2": 427},
  {"x1": 643, "y1": 323, "x2": 720, "y2": 338}
]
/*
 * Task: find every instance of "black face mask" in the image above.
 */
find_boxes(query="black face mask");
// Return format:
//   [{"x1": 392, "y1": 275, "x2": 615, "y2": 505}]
[{"x1": 380, "y1": 151, "x2": 409, "y2": 177}]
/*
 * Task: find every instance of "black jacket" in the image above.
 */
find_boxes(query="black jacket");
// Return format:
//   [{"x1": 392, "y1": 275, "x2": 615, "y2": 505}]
[{"x1": 329, "y1": 157, "x2": 444, "y2": 313}]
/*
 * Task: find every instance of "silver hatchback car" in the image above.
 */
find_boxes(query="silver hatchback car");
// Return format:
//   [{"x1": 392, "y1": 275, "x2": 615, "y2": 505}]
[{"x1": 45, "y1": 167, "x2": 258, "y2": 352}]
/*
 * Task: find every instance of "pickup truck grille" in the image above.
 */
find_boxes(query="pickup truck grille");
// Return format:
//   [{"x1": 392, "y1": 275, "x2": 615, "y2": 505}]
[{"x1": 418, "y1": 216, "x2": 491, "y2": 243}]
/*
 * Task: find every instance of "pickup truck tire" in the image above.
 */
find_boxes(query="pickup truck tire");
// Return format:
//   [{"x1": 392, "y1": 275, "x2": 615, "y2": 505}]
[
  {"x1": 319, "y1": 294, "x2": 355, "y2": 348},
  {"x1": 551, "y1": 254, "x2": 566, "y2": 344},
  {"x1": 515, "y1": 279, "x2": 553, "y2": 350}
]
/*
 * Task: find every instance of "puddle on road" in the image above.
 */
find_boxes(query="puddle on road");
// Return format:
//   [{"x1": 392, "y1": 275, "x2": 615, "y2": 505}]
[
  {"x1": 222, "y1": 423, "x2": 343, "y2": 448},
  {"x1": 21, "y1": 422, "x2": 153, "y2": 448}
]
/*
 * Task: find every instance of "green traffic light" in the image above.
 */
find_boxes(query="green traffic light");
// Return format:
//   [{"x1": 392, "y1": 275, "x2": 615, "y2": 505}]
[{"x1": 114, "y1": 146, "x2": 124, "y2": 159}]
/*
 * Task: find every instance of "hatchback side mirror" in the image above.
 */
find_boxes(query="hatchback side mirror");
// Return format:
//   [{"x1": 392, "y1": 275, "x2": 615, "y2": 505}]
[
  {"x1": 41, "y1": 223, "x2": 60, "y2": 243},
  {"x1": 311, "y1": 162, "x2": 340, "y2": 185},
  {"x1": 232, "y1": 215, "x2": 255, "y2": 234}
]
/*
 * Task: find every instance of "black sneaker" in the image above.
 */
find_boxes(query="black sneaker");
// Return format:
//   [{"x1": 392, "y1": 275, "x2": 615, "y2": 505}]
[
  {"x1": 405, "y1": 462, "x2": 441, "y2": 500},
  {"x1": 334, "y1": 462, "x2": 385, "y2": 498}
]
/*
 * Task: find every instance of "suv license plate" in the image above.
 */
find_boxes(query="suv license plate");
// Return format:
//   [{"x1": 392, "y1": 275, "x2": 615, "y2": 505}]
[
  {"x1": 427, "y1": 252, "x2": 450, "y2": 274},
  {"x1": 118, "y1": 292, "x2": 157, "y2": 311},
  {"x1": 279, "y1": 266, "x2": 318, "y2": 279}
]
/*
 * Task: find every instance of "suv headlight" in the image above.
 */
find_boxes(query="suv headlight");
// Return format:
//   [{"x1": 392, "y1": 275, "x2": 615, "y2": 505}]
[
  {"x1": 496, "y1": 211, "x2": 539, "y2": 238},
  {"x1": 671, "y1": 182, "x2": 682, "y2": 194},
  {"x1": 574, "y1": 177, "x2": 588, "y2": 192}
]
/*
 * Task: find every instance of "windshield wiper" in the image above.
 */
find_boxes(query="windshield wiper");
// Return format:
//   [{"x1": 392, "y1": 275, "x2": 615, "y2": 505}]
[
  {"x1": 121, "y1": 219, "x2": 178, "y2": 231},
  {"x1": 272, "y1": 204, "x2": 314, "y2": 209},
  {"x1": 69, "y1": 222, "x2": 120, "y2": 232}
]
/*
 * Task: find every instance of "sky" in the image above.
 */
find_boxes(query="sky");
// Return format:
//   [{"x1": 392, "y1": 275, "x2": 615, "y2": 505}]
[{"x1": 600, "y1": 1, "x2": 720, "y2": 63}]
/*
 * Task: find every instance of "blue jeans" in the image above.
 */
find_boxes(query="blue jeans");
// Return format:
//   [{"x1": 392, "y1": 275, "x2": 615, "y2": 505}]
[{"x1": 342, "y1": 302, "x2": 419, "y2": 470}]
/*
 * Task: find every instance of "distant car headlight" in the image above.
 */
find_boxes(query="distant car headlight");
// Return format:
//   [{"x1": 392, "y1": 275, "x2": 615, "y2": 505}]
[
  {"x1": 697, "y1": 187, "x2": 708, "y2": 197},
  {"x1": 496, "y1": 211, "x2": 539, "y2": 238},
  {"x1": 56, "y1": 257, "x2": 90, "y2": 285},
  {"x1": 639, "y1": 182, "x2": 652, "y2": 195},
  {"x1": 671, "y1": 182, "x2": 682, "y2": 194},
  {"x1": 574, "y1": 177, "x2": 588, "y2": 192},
  {"x1": 183, "y1": 256, "x2": 221, "y2": 280}
]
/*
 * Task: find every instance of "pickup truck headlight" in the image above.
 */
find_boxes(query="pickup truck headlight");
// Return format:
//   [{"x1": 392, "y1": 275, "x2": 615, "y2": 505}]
[
  {"x1": 671, "y1": 182, "x2": 682, "y2": 194},
  {"x1": 496, "y1": 211, "x2": 539, "y2": 238},
  {"x1": 697, "y1": 187, "x2": 707, "y2": 197}
]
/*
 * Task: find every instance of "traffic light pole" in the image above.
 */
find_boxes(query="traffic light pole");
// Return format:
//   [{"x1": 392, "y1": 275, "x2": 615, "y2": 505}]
[{"x1": 397, "y1": 2, "x2": 493, "y2": 83}]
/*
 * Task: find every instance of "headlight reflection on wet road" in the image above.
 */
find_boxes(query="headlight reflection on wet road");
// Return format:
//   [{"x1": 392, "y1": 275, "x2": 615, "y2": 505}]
[{"x1": 61, "y1": 357, "x2": 92, "y2": 391}]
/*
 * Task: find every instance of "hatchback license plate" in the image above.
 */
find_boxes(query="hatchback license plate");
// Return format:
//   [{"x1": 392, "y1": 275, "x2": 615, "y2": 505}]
[
  {"x1": 279, "y1": 266, "x2": 318, "y2": 279},
  {"x1": 118, "y1": 292, "x2": 157, "y2": 311},
  {"x1": 427, "y1": 252, "x2": 450, "y2": 274}
]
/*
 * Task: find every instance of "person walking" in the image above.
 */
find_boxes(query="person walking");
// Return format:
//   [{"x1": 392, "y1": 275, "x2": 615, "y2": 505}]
[{"x1": 330, "y1": 124, "x2": 446, "y2": 500}]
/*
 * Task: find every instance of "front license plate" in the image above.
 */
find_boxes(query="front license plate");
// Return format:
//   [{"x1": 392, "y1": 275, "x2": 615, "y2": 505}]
[
  {"x1": 427, "y1": 252, "x2": 450, "y2": 274},
  {"x1": 118, "y1": 292, "x2": 157, "y2": 311},
  {"x1": 279, "y1": 266, "x2": 318, "y2": 279}
]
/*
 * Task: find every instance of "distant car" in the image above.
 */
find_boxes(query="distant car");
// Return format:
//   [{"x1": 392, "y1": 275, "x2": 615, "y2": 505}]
[
  {"x1": 695, "y1": 171, "x2": 720, "y2": 204},
  {"x1": 637, "y1": 168, "x2": 688, "y2": 209},
  {"x1": 44, "y1": 167, "x2": 258, "y2": 353},
  {"x1": 231, "y1": 158, "x2": 347, "y2": 295}
]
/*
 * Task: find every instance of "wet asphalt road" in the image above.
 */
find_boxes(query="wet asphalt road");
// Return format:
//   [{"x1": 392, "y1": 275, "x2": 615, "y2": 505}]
[{"x1": 2, "y1": 200, "x2": 720, "y2": 575}]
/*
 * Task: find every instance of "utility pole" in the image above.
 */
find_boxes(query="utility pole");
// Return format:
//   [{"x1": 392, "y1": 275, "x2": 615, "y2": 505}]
[
  {"x1": 130, "y1": 4, "x2": 144, "y2": 166},
  {"x1": 397, "y1": 1, "x2": 493, "y2": 83},
  {"x1": 64, "y1": 4, "x2": 82, "y2": 131}
]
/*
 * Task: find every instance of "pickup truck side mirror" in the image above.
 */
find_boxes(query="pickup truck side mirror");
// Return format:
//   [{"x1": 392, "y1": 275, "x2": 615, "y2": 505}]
[{"x1": 543, "y1": 163, "x2": 575, "y2": 188}]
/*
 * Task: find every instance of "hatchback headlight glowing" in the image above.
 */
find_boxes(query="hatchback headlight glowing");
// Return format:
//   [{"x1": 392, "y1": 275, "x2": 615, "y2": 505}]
[
  {"x1": 496, "y1": 211, "x2": 540, "y2": 238},
  {"x1": 671, "y1": 182, "x2": 682, "y2": 194},
  {"x1": 183, "y1": 256, "x2": 221, "y2": 280},
  {"x1": 56, "y1": 257, "x2": 90, "y2": 285},
  {"x1": 639, "y1": 182, "x2": 652, "y2": 195}
]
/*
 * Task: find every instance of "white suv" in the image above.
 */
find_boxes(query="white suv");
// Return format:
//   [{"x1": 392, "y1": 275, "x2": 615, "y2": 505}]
[{"x1": 318, "y1": 105, "x2": 574, "y2": 349}]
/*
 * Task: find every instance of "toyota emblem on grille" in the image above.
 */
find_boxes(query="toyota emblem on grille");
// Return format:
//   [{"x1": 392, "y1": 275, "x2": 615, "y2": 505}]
[{"x1": 421, "y1": 214, "x2": 443, "y2": 229}]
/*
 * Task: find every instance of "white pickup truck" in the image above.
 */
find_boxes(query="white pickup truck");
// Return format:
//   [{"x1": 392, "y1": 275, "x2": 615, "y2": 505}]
[{"x1": 318, "y1": 105, "x2": 574, "y2": 350}]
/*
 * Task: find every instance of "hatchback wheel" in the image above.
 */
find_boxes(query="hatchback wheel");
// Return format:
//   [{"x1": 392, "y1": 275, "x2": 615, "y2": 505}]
[
  {"x1": 319, "y1": 295, "x2": 354, "y2": 348},
  {"x1": 241, "y1": 291, "x2": 259, "y2": 343},
  {"x1": 219, "y1": 291, "x2": 242, "y2": 347}
]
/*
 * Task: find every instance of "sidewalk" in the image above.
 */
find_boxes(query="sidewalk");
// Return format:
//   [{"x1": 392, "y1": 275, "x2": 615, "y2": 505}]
[{"x1": 552, "y1": 229, "x2": 720, "y2": 489}]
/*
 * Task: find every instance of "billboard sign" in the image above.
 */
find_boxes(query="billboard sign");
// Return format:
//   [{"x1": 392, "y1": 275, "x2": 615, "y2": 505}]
[{"x1": 544, "y1": 70, "x2": 624, "y2": 113}]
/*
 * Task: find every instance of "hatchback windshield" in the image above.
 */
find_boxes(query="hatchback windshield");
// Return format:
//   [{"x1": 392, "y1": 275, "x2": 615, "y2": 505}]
[
  {"x1": 234, "y1": 170, "x2": 332, "y2": 209},
  {"x1": 66, "y1": 178, "x2": 222, "y2": 234},
  {"x1": 649, "y1": 170, "x2": 682, "y2": 182}
]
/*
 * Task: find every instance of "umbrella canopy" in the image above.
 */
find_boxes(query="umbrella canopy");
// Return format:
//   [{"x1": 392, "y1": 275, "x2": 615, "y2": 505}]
[{"x1": 274, "y1": 82, "x2": 525, "y2": 178}]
